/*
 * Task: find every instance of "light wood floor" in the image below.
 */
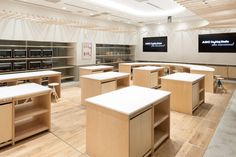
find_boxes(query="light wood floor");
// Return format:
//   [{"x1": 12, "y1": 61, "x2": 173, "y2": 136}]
[{"x1": 0, "y1": 83, "x2": 236, "y2": 157}]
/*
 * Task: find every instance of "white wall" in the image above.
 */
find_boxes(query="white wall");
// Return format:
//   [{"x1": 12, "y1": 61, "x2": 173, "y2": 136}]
[
  {"x1": 136, "y1": 23, "x2": 236, "y2": 65},
  {"x1": 0, "y1": 0, "x2": 138, "y2": 66}
]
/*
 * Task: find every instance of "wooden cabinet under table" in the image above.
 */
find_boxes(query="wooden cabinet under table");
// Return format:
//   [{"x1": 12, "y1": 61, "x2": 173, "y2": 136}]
[
  {"x1": 0, "y1": 70, "x2": 61, "y2": 98},
  {"x1": 79, "y1": 65, "x2": 113, "y2": 76},
  {"x1": 0, "y1": 101, "x2": 13, "y2": 146},
  {"x1": 80, "y1": 72, "x2": 130, "y2": 105},
  {"x1": 86, "y1": 86, "x2": 170, "y2": 157},
  {"x1": 133, "y1": 66, "x2": 164, "y2": 88},
  {"x1": 0, "y1": 83, "x2": 51, "y2": 147},
  {"x1": 190, "y1": 68, "x2": 214, "y2": 93},
  {"x1": 119, "y1": 62, "x2": 214, "y2": 93},
  {"x1": 161, "y1": 73, "x2": 205, "y2": 115}
]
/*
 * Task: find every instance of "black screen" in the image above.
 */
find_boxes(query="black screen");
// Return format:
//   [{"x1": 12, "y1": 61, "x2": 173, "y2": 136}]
[
  {"x1": 199, "y1": 33, "x2": 236, "y2": 53},
  {"x1": 143, "y1": 37, "x2": 167, "y2": 52}
]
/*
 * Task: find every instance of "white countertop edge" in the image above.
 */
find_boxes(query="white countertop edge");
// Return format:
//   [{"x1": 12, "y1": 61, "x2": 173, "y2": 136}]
[
  {"x1": 86, "y1": 86, "x2": 171, "y2": 116},
  {"x1": 119, "y1": 62, "x2": 215, "y2": 72}
]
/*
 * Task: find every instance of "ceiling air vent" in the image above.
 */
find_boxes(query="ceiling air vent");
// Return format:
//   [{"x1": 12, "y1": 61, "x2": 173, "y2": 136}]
[
  {"x1": 146, "y1": 2, "x2": 163, "y2": 10},
  {"x1": 45, "y1": 0, "x2": 61, "y2": 3},
  {"x1": 90, "y1": 12, "x2": 109, "y2": 17},
  {"x1": 134, "y1": 0, "x2": 147, "y2": 2}
]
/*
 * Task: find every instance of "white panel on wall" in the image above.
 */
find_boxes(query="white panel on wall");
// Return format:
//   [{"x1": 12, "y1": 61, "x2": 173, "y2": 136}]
[{"x1": 136, "y1": 23, "x2": 236, "y2": 65}]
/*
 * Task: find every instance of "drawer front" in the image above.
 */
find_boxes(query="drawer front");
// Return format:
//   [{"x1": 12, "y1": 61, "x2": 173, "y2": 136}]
[
  {"x1": 150, "y1": 72, "x2": 158, "y2": 88},
  {"x1": 130, "y1": 109, "x2": 152, "y2": 157},
  {"x1": 0, "y1": 103, "x2": 13, "y2": 143},
  {"x1": 101, "y1": 80, "x2": 117, "y2": 94},
  {"x1": 92, "y1": 70, "x2": 103, "y2": 74}
]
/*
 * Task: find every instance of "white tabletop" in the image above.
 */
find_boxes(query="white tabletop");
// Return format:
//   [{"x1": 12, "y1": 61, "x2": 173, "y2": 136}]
[
  {"x1": 134, "y1": 66, "x2": 164, "y2": 71},
  {"x1": 0, "y1": 83, "x2": 51, "y2": 101},
  {"x1": 0, "y1": 70, "x2": 61, "y2": 82},
  {"x1": 119, "y1": 62, "x2": 215, "y2": 72},
  {"x1": 161, "y1": 72, "x2": 205, "y2": 82},
  {"x1": 80, "y1": 72, "x2": 129, "y2": 81},
  {"x1": 86, "y1": 86, "x2": 170, "y2": 116},
  {"x1": 80, "y1": 65, "x2": 113, "y2": 70}
]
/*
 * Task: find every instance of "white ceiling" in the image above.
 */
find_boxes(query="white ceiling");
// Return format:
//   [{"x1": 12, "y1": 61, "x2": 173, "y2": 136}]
[
  {"x1": 175, "y1": 0, "x2": 236, "y2": 28},
  {"x1": 12, "y1": 0, "x2": 200, "y2": 25}
]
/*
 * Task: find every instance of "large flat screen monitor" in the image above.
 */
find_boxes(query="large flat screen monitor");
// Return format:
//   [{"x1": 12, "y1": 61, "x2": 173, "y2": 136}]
[
  {"x1": 143, "y1": 37, "x2": 167, "y2": 52},
  {"x1": 199, "y1": 33, "x2": 236, "y2": 53}
]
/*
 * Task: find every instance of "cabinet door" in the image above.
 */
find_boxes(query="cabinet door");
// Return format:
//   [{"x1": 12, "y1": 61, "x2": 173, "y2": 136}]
[
  {"x1": 130, "y1": 109, "x2": 152, "y2": 157},
  {"x1": 101, "y1": 80, "x2": 117, "y2": 94},
  {"x1": 192, "y1": 82, "x2": 200, "y2": 110},
  {"x1": 0, "y1": 103, "x2": 13, "y2": 144}
]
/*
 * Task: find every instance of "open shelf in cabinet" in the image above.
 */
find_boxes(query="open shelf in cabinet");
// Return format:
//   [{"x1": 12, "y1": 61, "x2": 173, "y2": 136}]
[
  {"x1": 153, "y1": 98, "x2": 169, "y2": 128},
  {"x1": 15, "y1": 119, "x2": 49, "y2": 142},
  {"x1": 153, "y1": 120, "x2": 169, "y2": 150},
  {"x1": 15, "y1": 102, "x2": 48, "y2": 123},
  {"x1": 14, "y1": 93, "x2": 51, "y2": 143},
  {"x1": 153, "y1": 97, "x2": 170, "y2": 150},
  {"x1": 154, "y1": 112, "x2": 169, "y2": 128}
]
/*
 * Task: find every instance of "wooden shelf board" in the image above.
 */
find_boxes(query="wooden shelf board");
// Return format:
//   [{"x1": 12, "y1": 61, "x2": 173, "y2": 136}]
[
  {"x1": 199, "y1": 99, "x2": 204, "y2": 105},
  {"x1": 0, "y1": 45, "x2": 26, "y2": 48},
  {"x1": 199, "y1": 88, "x2": 205, "y2": 93},
  {"x1": 52, "y1": 46, "x2": 74, "y2": 48},
  {"x1": 96, "y1": 61, "x2": 126, "y2": 65},
  {"x1": 28, "y1": 57, "x2": 50, "y2": 60},
  {"x1": 154, "y1": 113, "x2": 169, "y2": 128},
  {"x1": 52, "y1": 56, "x2": 73, "y2": 59},
  {"x1": 154, "y1": 130, "x2": 169, "y2": 149},
  {"x1": 27, "y1": 45, "x2": 51, "y2": 48},
  {"x1": 96, "y1": 46, "x2": 133, "y2": 49},
  {"x1": 15, "y1": 102, "x2": 48, "y2": 123},
  {"x1": 51, "y1": 66, "x2": 74, "y2": 70},
  {"x1": 61, "y1": 76, "x2": 75, "y2": 80},
  {"x1": 15, "y1": 121, "x2": 49, "y2": 142},
  {"x1": 0, "y1": 58, "x2": 27, "y2": 61},
  {"x1": 96, "y1": 54, "x2": 134, "y2": 57}
]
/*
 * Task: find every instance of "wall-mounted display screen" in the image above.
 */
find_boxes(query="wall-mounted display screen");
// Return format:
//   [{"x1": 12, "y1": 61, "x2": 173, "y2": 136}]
[
  {"x1": 143, "y1": 37, "x2": 167, "y2": 52},
  {"x1": 199, "y1": 33, "x2": 236, "y2": 53}
]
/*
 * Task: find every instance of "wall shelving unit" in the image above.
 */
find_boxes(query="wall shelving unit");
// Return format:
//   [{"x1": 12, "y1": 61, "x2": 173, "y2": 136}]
[
  {"x1": 0, "y1": 40, "x2": 76, "y2": 82},
  {"x1": 96, "y1": 44, "x2": 135, "y2": 71}
]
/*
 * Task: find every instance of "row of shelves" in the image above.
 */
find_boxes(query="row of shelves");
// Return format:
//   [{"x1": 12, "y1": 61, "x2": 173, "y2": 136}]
[
  {"x1": 153, "y1": 98, "x2": 170, "y2": 150},
  {"x1": 0, "y1": 56, "x2": 73, "y2": 61},
  {"x1": 0, "y1": 40, "x2": 76, "y2": 82},
  {"x1": 0, "y1": 45, "x2": 74, "y2": 48},
  {"x1": 0, "y1": 61, "x2": 74, "y2": 73},
  {"x1": 96, "y1": 54, "x2": 134, "y2": 57},
  {"x1": 0, "y1": 40, "x2": 75, "y2": 48},
  {"x1": 96, "y1": 44, "x2": 135, "y2": 68}
]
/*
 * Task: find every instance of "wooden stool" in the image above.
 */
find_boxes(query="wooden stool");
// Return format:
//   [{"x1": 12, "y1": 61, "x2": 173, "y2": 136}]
[
  {"x1": 48, "y1": 83, "x2": 59, "y2": 102},
  {"x1": 214, "y1": 75, "x2": 227, "y2": 93}
]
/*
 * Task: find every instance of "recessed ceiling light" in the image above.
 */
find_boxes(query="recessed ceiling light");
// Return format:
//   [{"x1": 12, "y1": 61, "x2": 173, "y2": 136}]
[
  {"x1": 89, "y1": 13, "x2": 94, "y2": 16},
  {"x1": 86, "y1": 0, "x2": 185, "y2": 17},
  {"x1": 62, "y1": 7, "x2": 67, "y2": 10}
]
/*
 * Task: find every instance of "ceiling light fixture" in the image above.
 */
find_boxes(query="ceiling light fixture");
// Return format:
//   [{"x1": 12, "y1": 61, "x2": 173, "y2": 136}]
[
  {"x1": 85, "y1": 0, "x2": 185, "y2": 17},
  {"x1": 62, "y1": 7, "x2": 67, "y2": 10}
]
